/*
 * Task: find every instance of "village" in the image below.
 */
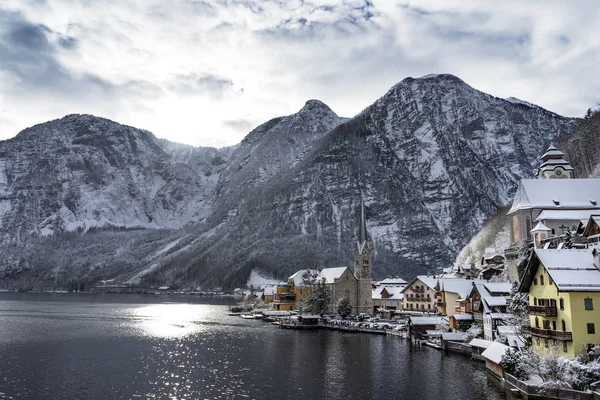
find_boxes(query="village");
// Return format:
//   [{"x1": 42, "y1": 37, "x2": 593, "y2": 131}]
[{"x1": 232, "y1": 145, "x2": 600, "y2": 399}]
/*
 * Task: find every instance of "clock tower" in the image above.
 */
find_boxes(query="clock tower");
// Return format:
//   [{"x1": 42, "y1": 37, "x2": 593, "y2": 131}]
[{"x1": 354, "y1": 200, "x2": 374, "y2": 316}]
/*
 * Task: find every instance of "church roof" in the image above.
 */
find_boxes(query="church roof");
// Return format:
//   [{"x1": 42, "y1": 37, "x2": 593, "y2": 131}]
[
  {"x1": 318, "y1": 267, "x2": 351, "y2": 284},
  {"x1": 531, "y1": 221, "x2": 550, "y2": 233},
  {"x1": 536, "y1": 209, "x2": 599, "y2": 222},
  {"x1": 540, "y1": 144, "x2": 567, "y2": 161},
  {"x1": 507, "y1": 179, "x2": 600, "y2": 215}
]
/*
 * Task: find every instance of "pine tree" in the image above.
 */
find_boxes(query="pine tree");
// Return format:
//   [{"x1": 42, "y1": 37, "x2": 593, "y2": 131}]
[
  {"x1": 564, "y1": 228, "x2": 573, "y2": 249},
  {"x1": 337, "y1": 298, "x2": 352, "y2": 319},
  {"x1": 306, "y1": 279, "x2": 331, "y2": 316}
]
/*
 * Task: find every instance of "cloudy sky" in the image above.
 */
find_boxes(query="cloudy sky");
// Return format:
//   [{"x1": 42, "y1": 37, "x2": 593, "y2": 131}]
[{"x1": 0, "y1": 0, "x2": 598, "y2": 147}]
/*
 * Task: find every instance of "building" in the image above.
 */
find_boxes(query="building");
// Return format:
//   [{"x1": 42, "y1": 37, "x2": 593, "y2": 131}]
[
  {"x1": 507, "y1": 145, "x2": 600, "y2": 245},
  {"x1": 582, "y1": 215, "x2": 600, "y2": 248},
  {"x1": 505, "y1": 145, "x2": 600, "y2": 277},
  {"x1": 372, "y1": 285, "x2": 404, "y2": 316},
  {"x1": 481, "y1": 342, "x2": 510, "y2": 379},
  {"x1": 519, "y1": 248, "x2": 600, "y2": 357},
  {"x1": 401, "y1": 276, "x2": 438, "y2": 313},
  {"x1": 262, "y1": 285, "x2": 276, "y2": 303},
  {"x1": 272, "y1": 283, "x2": 296, "y2": 311},
  {"x1": 435, "y1": 278, "x2": 485, "y2": 317},
  {"x1": 534, "y1": 144, "x2": 574, "y2": 179},
  {"x1": 355, "y1": 201, "x2": 374, "y2": 316},
  {"x1": 469, "y1": 282, "x2": 513, "y2": 341},
  {"x1": 318, "y1": 267, "x2": 358, "y2": 314},
  {"x1": 408, "y1": 316, "x2": 444, "y2": 340},
  {"x1": 279, "y1": 201, "x2": 375, "y2": 315}
]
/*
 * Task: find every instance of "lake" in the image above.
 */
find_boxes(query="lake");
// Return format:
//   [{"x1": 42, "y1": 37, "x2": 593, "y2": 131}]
[{"x1": 0, "y1": 293, "x2": 509, "y2": 399}]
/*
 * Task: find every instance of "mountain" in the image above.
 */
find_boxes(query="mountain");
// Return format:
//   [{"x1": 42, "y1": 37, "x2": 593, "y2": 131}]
[
  {"x1": 0, "y1": 74, "x2": 576, "y2": 290},
  {"x1": 558, "y1": 108, "x2": 600, "y2": 178}
]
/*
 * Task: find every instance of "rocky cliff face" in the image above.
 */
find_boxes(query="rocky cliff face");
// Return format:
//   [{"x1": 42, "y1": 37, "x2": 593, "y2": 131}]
[
  {"x1": 0, "y1": 75, "x2": 576, "y2": 289},
  {"x1": 0, "y1": 114, "x2": 230, "y2": 242}
]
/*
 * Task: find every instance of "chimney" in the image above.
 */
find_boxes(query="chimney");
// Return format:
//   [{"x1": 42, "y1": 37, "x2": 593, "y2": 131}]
[{"x1": 594, "y1": 249, "x2": 600, "y2": 270}]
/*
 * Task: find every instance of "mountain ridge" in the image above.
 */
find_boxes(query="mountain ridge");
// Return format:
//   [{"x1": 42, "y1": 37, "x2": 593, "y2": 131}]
[{"x1": 0, "y1": 74, "x2": 578, "y2": 290}]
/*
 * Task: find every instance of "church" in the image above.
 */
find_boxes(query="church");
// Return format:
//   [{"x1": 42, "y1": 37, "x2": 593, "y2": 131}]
[{"x1": 273, "y1": 201, "x2": 374, "y2": 316}]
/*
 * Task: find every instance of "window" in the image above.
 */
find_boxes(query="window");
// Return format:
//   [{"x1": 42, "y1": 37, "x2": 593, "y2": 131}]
[
  {"x1": 552, "y1": 321, "x2": 556, "y2": 331},
  {"x1": 540, "y1": 275, "x2": 544, "y2": 285},
  {"x1": 587, "y1": 323, "x2": 595, "y2": 334},
  {"x1": 559, "y1": 298, "x2": 564, "y2": 310},
  {"x1": 428, "y1": 304, "x2": 431, "y2": 310},
  {"x1": 544, "y1": 338, "x2": 549, "y2": 348},
  {"x1": 563, "y1": 342, "x2": 568, "y2": 353},
  {"x1": 535, "y1": 317, "x2": 539, "y2": 328},
  {"x1": 585, "y1": 298, "x2": 593, "y2": 310},
  {"x1": 534, "y1": 297, "x2": 537, "y2": 306},
  {"x1": 534, "y1": 278, "x2": 538, "y2": 285},
  {"x1": 549, "y1": 276, "x2": 553, "y2": 285},
  {"x1": 536, "y1": 337, "x2": 540, "y2": 345},
  {"x1": 562, "y1": 320, "x2": 566, "y2": 332}
]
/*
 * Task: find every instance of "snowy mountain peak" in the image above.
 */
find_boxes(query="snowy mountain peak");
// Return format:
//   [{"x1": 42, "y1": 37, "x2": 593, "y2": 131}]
[
  {"x1": 505, "y1": 97, "x2": 536, "y2": 108},
  {"x1": 299, "y1": 99, "x2": 336, "y2": 115}
]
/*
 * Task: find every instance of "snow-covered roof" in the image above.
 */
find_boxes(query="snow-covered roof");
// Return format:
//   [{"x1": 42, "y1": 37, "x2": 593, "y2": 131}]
[
  {"x1": 536, "y1": 209, "x2": 599, "y2": 222},
  {"x1": 409, "y1": 316, "x2": 443, "y2": 326},
  {"x1": 438, "y1": 278, "x2": 484, "y2": 299},
  {"x1": 441, "y1": 332, "x2": 468, "y2": 342},
  {"x1": 483, "y1": 283, "x2": 513, "y2": 294},
  {"x1": 379, "y1": 277, "x2": 408, "y2": 285},
  {"x1": 506, "y1": 334, "x2": 526, "y2": 349},
  {"x1": 489, "y1": 312, "x2": 512, "y2": 320},
  {"x1": 402, "y1": 276, "x2": 438, "y2": 293},
  {"x1": 263, "y1": 285, "x2": 276, "y2": 296},
  {"x1": 496, "y1": 325, "x2": 516, "y2": 335},
  {"x1": 288, "y1": 269, "x2": 309, "y2": 287},
  {"x1": 469, "y1": 338, "x2": 494, "y2": 349},
  {"x1": 583, "y1": 216, "x2": 600, "y2": 237},
  {"x1": 508, "y1": 179, "x2": 600, "y2": 215},
  {"x1": 531, "y1": 221, "x2": 550, "y2": 233},
  {"x1": 318, "y1": 267, "x2": 350, "y2": 284},
  {"x1": 451, "y1": 314, "x2": 473, "y2": 320},
  {"x1": 481, "y1": 342, "x2": 510, "y2": 364},
  {"x1": 471, "y1": 283, "x2": 511, "y2": 313},
  {"x1": 532, "y1": 249, "x2": 600, "y2": 291},
  {"x1": 372, "y1": 285, "x2": 403, "y2": 300}
]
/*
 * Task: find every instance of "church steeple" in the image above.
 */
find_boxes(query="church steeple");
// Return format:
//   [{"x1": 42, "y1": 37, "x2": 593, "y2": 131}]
[
  {"x1": 535, "y1": 143, "x2": 574, "y2": 179},
  {"x1": 357, "y1": 200, "x2": 369, "y2": 253},
  {"x1": 354, "y1": 199, "x2": 373, "y2": 316}
]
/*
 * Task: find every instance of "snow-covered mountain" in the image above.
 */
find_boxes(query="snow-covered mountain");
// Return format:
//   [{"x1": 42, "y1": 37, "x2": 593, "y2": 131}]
[{"x1": 0, "y1": 74, "x2": 575, "y2": 289}]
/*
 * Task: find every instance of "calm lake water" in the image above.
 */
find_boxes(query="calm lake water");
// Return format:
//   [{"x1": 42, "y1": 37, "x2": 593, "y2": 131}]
[{"x1": 0, "y1": 293, "x2": 509, "y2": 399}]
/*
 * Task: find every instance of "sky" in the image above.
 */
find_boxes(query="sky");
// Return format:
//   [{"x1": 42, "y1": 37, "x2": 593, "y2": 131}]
[{"x1": 0, "y1": 0, "x2": 599, "y2": 148}]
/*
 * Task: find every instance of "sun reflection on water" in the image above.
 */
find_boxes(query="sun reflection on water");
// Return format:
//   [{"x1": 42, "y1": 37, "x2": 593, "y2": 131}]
[{"x1": 133, "y1": 303, "x2": 207, "y2": 338}]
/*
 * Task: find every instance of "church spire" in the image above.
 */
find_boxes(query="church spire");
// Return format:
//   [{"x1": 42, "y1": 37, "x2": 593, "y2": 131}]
[{"x1": 357, "y1": 200, "x2": 369, "y2": 253}]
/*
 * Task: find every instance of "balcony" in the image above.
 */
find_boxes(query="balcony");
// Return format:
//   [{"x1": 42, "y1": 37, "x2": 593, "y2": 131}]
[
  {"x1": 437, "y1": 301, "x2": 446, "y2": 307},
  {"x1": 529, "y1": 305, "x2": 557, "y2": 317},
  {"x1": 529, "y1": 327, "x2": 573, "y2": 341},
  {"x1": 412, "y1": 288, "x2": 425, "y2": 293},
  {"x1": 275, "y1": 292, "x2": 296, "y2": 301}
]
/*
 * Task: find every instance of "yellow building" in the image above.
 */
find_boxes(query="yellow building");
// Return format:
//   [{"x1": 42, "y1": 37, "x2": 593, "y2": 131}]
[
  {"x1": 261, "y1": 285, "x2": 276, "y2": 304},
  {"x1": 272, "y1": 270, "x2": 314, "y2": 311},
  {"x1": 519, "y1": 248, "x2": 600, "y2": 357},
  {"x1": 272, "y1": 283, "x2": 296, "y2": 311}
]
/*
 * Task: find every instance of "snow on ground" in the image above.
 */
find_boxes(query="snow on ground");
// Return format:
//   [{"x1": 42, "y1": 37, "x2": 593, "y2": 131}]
[
  {"x1": 246, "y1": 270, "x2": 279, "y2": 289},
  {"x1": 151, "y1": 238, "x2": 182, "y2": 259}
]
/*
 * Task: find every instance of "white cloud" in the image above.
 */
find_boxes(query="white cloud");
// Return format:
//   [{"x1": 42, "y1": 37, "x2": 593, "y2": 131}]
[{"x1": 0, "y1": 0, "x2": 598, "y2": 147}]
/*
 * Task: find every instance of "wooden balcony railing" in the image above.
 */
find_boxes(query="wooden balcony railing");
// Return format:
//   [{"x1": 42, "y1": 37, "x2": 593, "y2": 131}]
[
  {"x1": 529, "y1": 327, "x2": 572, "y2": 341},
  {"x1": 529, "y1": 305, "x2": 557, "y2": 317}
]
